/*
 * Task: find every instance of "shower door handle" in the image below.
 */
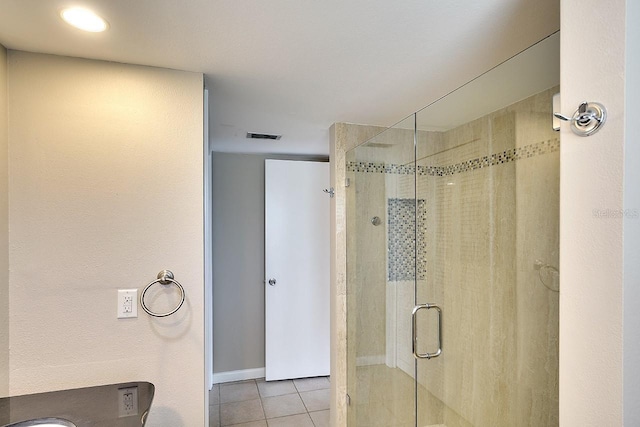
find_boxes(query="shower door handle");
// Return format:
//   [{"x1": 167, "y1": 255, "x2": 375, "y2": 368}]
[{"x1": 411, "y1": 303, "x2": 442, "y2": 359}]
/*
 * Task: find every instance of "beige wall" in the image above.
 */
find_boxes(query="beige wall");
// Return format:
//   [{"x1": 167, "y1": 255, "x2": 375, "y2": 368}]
[
  {"x1": 559, "y1": 1, "x2": 627, "y2": 425},
  {"x1": 0, "y1": 43, "x2": 8, "y2": 399},
  {"x1": 7, "y1": 51, "x2": 204, "y2": 426}
]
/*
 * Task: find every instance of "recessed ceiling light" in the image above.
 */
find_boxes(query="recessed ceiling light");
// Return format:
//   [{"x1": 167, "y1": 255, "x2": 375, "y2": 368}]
[{"x1": 60, "y1": 7, "x2": 109, "y2": 32}]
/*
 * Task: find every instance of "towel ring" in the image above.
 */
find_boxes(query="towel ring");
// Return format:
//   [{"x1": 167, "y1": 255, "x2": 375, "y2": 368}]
[{"x1": 140, "y1": 270, "x2": 185, "y2": 317}]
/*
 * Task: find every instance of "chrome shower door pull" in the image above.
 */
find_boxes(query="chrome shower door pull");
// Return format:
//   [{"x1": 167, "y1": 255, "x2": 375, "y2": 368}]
[
  {"x1": 268, "y1": 278, "x2": 277, "y2": 286},
  {"x1": 411, "y1": 303, "x2": 443, "y2": 359}
]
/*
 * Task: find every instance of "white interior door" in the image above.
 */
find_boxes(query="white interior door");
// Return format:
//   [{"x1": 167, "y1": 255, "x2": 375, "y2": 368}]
[{"x1": 265, "y1": 159, "x2": 330, "y2": 381}]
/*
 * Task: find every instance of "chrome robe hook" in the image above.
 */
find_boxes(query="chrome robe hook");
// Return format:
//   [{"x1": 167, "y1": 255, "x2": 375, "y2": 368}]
[
  {"x1": 323, "y1": 187, "x2": 335, "y2": 198},
  {"x1": 554, "y1": 101, "x2": 606, "y2": 136}
]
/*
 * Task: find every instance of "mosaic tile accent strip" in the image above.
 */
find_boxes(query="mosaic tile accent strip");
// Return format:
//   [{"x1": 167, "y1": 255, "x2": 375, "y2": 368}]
[
  {"x1": 427, "y1": 137, "x2": 560, "y2": 176},
  {"x1": 347, "y1": 162, "x2": 414, "y2": 175},
  {"x1": 347, "y1": 137, "x2": 559, "y2": 177},
  {"x1": 387, "y1": 198, "x2": 427, "y2": 281}
]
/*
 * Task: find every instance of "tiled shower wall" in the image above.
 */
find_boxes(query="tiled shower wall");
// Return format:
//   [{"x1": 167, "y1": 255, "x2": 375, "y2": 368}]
[{"x1": 346, "y1": 87, "x2": 559, "y2": 427}]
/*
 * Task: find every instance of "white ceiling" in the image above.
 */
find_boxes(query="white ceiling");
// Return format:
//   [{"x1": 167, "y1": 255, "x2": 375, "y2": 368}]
[{"x1": 0, "y1": 0, "x2": 559, "y2": 155}]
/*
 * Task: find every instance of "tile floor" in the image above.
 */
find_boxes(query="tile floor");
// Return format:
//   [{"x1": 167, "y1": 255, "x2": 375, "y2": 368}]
[{"x1": 209, "y1": 376, "x2": 330, "y2": 427}]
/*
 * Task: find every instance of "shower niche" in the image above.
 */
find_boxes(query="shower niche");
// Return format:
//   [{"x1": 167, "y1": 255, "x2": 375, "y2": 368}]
[{"x1": 346, "y1": 33, "x2": 560, "y2": 427}]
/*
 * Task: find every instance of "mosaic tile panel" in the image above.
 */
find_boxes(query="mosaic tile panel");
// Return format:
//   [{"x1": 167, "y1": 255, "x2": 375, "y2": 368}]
[
  {"x1": 347, "y1": 137, "x2": 560, "y2": 177},
  {"x1": 387, "y1": 198, "x2": 427, "y2": 281}
]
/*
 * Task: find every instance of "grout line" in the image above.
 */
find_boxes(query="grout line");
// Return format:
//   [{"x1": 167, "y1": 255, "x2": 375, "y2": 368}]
[
  {"x1": 299, "y1": 390, "x2": 310, "y2": 413},
  {"x1": 256, "y1": 379, "x2": 267, "y2": 423}
]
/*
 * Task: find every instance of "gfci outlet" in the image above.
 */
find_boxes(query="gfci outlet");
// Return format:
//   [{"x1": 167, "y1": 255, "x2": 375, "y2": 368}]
[
  {"x1": 118, "y1": 386, "x2": 139, "y2": 417},
  {"x1": 117, "y1": 289, "x2": 138, "y2": 318}
]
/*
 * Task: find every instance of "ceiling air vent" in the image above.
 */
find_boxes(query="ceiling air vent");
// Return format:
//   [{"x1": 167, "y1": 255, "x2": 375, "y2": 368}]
[{"x1": 246, "y1": 132, "x2": 282, "y2": 140}]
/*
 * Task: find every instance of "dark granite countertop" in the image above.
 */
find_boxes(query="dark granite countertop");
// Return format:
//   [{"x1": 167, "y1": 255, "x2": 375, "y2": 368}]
[{"x1": 0, "y1": 382, "x2": 154, "y2": 427}]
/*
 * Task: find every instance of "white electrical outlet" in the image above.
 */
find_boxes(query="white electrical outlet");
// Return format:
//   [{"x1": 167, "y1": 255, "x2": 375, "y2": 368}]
[
  {"x1": 117, "y1": 289, "x2": 138, "y2": 318},
  {"x1": 118, "y1": 386, "x2": 139, "y2": 417}
]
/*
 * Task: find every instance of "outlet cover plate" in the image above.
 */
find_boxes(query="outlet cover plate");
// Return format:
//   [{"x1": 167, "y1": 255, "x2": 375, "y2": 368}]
[
  {"x1": 118, "y1": 386, "x2": 139, "y2": 417},
  {"x1": 117, "y1": 289, "x2": 138, "y2": 319}
]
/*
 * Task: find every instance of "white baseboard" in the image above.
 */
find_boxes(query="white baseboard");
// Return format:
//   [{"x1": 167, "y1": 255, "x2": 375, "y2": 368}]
[{"x1": 212, "y1": 367, "x2": 266, "y2": 384}]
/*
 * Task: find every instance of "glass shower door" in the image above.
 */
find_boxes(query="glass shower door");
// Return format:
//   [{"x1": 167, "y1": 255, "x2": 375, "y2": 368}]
[
  {"x1": 346, "y1": 115, "x2": 417, "y2": 427},
  {"x1": 345, "y1": 33, "x2": 559, "y2": 427},
  {"x1": 413, "y1": 35, "x2": 560, "y2": 427}
]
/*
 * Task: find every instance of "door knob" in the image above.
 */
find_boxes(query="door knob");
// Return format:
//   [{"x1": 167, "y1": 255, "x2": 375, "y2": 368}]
[{"x1": 268, "y1": 278, "x2": 277, "y2": 286}]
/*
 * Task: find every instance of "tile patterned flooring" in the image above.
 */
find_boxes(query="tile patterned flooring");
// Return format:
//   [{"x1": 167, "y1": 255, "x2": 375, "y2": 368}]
[{"x1": 209, "y1": 376, "x2": 330, "y2": 427}]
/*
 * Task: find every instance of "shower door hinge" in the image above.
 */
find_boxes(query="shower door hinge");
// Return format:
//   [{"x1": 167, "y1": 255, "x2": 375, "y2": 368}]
[
  {"x1": 345, "y1": 177, "x2": 351, "y2": 188},
  {"x1": 346, "y1": 393, "x2": 351, "y2": 406}
]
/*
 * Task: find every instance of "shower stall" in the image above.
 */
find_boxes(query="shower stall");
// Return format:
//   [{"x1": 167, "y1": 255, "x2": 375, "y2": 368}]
[{"x1": 345, "y1": 33, "x2": 560, "y2": 427}]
